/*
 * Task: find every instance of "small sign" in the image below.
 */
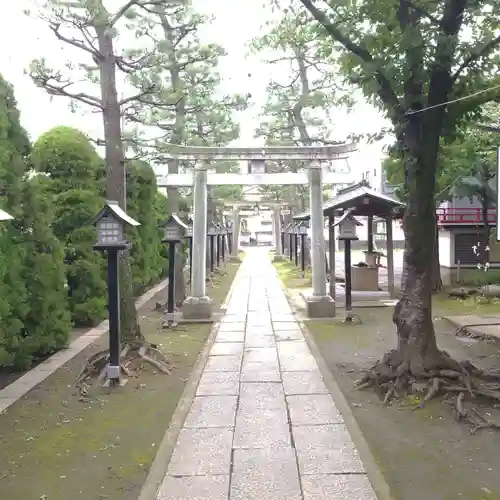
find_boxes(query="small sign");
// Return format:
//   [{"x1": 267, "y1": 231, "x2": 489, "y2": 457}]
[
  {"x1": 248, "y1": 159, "x2": 266, "y2": 174},
  {"x1": 281, "y1": 209, "x2": 291, "y2": 215}
]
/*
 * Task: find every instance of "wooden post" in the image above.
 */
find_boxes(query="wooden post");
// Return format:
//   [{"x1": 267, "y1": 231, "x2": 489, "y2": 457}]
[
  {"x1": 328, "y1": 214, "x2": 336, "y2": 301},
  {"x1": 367, "y1": 215, "x2": 374, "y2": 253},
  {"x1": 386, "y1": 215, "x2": 395, "y2": 297}
]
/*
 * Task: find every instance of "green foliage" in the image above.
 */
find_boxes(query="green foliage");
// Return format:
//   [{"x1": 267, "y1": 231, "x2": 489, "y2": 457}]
[
  {"x1": 251, "y1": 1, "x2": 348, "y2": 210},
  {"x1": 31, "y1": 127, "x2": 107, "y2": 327},
  {"x1": 126, "y1": 160, "x2": 167, "y2": 294},
  {"x1": 384, "y1": 103, "x2": 499, "y2": 205},
  {"x1": 0, "y1": 75, "x2": 71, "y2": 370},
  {"x1": 31, "y1": 126, "x2": 104, "y2": 187},
  {"x1": 123, "y1": 4, "x2": 246, "y2": 206}
]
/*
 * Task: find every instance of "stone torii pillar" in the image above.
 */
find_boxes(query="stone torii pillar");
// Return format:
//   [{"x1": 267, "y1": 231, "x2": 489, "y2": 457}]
[
  {"x1": 304, "y1": 162, "x2": 336, "y2": 318},
  {"x1": 272, "y1": 205, "x2": 283, "y2": 260},
  {"x1": 182, "y1": 164, "x2": 212, "y2": 319}
]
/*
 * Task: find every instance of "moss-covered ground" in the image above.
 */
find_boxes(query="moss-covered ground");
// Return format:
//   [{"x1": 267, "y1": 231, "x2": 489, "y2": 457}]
[{"x1": 0, "y1": 261, "x2": 239, "y2": 500}]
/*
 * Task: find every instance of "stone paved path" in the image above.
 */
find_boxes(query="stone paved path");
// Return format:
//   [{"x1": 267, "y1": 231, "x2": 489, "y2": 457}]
[{"x1": 157, "y1": 249, "x2": 377, "y2": 500}]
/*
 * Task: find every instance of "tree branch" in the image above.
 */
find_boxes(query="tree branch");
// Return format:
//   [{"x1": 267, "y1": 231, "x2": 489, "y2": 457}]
[
  {"x1": 426, "y1": 0, "x2": 467, "y2": 110},
  {"x1": 298, "y1": 0, "x2": 403, "y2": 121},
  {"x1": 452, "y1": 34, "x2": 500, "y2": 82},
  {"x1": 33, "y1": 77, "x2": 103, "y2": 109},
  {"x1": 49, "y1": 23, "x2": 99, "y2": 57},
  {"x1": 406, "y1": 0, "x2": 440, "y2": 25}
]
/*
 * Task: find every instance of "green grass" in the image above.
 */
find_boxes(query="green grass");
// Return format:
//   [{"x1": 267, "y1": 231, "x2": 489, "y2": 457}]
[
  {"x1": 433, "y1": 293, "x2": 500, "y2": 315},
  {"x1": 0, "y1": 262, "x2": 240, "y2": 500},
  {"x1": 459, "y1": 268, "x2": 500, "y2": 286},
  {"x1": 272, "y1": 259, "x2": 312, "y2": 289}
]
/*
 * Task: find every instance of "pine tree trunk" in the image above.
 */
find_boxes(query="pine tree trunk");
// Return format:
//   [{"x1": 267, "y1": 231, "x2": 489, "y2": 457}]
[{"x1": 97, "y1": 26, "x2": 141, "y2": 343}]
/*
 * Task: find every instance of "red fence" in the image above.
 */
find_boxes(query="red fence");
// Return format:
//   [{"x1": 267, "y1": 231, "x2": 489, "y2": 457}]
[{"x1": 436, "y1": 207, "x2": 497, "y2": 225}]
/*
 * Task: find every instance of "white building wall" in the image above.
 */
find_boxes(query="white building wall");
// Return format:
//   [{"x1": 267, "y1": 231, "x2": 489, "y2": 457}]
[{"x1": 438, "y1": 230, "x2": 453, "y2": 267}]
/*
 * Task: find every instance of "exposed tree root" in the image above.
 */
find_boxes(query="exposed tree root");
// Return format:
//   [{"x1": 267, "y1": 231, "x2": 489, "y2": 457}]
[
  {"x1": 356, "y1": 349, "x2": 500, "y2": 432},
  {"x1": 75, "y1": 340, "x2": 173, "y2": 397}
]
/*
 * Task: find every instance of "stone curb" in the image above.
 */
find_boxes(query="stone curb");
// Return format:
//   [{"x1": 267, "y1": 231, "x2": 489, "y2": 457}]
[
  {"x1": 0, "y1": 279, "x2": 168, "y2": 414},
  {"x1": 137, "y1": 264, "x2": 241, "y2": 500}
]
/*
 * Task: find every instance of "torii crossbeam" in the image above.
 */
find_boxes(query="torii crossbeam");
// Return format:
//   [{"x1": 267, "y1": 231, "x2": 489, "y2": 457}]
[{"x1": 156, "y1": 143, "x2": 356, "y2": 186}]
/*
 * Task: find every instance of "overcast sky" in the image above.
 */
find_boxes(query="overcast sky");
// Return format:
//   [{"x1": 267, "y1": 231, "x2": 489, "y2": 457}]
[{"x1": 0, "y1": 0, "x2": 389, "y2": 176}]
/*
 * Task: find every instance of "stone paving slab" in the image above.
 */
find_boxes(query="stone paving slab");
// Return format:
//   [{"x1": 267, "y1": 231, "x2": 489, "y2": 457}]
[
  {"x1": 231, "y1": 447, "x2": 302, "y2": 500},
  {"x1": 220, "y1": 314, "x2": 247, "y2": 323},
  {"x1": 219, "y1": 322, "x2": 245, "y2": 332},
  {"x1": 204, "y1": 355, "x2": 242, "y2": 372},
  {"x1": 184, "y1": 395, "x2": 238, "y2": 429},
  {"x1": 274, "y1": 330, "x2": 304, "y2": 342},
  {"x1": 210, "y1": 342, "x2": 244, "y2": 356},
  {"x1": 271, "y1": 314, "x2": 296, "y2": 322},
  {"x1": 281, "y1": 371, "x2": 329, "y2": 395},
  {"x1": 155, "y1": 250, "x2": 377, "y2": 500},
  {"x1": 279, "y1": 352, "x2": 318, "y2": 371},
  {"x1": 215, "y1": 330, "x2": 245, "y2": 342},
  {"x1": 292, "y1": 424, "x2": 365, "y2": 475},
  {"x1": 245, "y1": 335, "x2": 276, "y2": 348},
  {"x1": 167, "y1": 428, "x2": 233, "y2": 476},
  {"x1": 158, "y1": 475, "x2": 230, "y2": 500},
  {"x1": 240, "y1": 368, "x2": 281, "y2": 382},
  {"x1": 233, "y1": 410, "x2": 291, "y2": 449},
  {"x1": 243, "y1": 347, "x2": 278, "y2": 363},
  {"x1": 287, "y1": 394, "x2": 343, "y2": 425},
  {"x1": 196, "y1": 372, "x2": 240, "y2": 396},
  {"x1": 239, "y1": 382, "x2": 286, "y2": 412}
]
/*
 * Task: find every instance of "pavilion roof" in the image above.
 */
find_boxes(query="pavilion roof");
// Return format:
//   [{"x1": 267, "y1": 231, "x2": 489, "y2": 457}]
[{"x1": 293, "y1": 182, "x2": 406, "y2": 221}]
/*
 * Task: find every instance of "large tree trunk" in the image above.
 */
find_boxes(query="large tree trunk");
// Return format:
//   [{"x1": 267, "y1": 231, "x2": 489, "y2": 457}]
[
  {"x1": 159, "y1": 7, "x2": 186, "y2": 306},
  {"x1": 97, "y1": 26, "x2": 141, "y2": 343},
  {"x1": 388, "y1": 119, "x2": 445, "y2": 375}
]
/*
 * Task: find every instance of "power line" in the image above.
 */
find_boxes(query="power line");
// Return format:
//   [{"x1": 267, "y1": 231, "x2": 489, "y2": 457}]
[{"x1": 405, "y1": 83, "x2": 500, "y2": 116}]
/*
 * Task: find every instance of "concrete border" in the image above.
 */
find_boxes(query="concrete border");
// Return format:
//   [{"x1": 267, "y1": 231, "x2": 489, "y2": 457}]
[
  {"x1": 0, "y1": 279, "x2": 169, "y2": 414},
  {"x1": 300, "y1": 320, "x2": 395, "y2": 500},
  {"x1": 137, "y1": 262, "x2": 241, "y2": 500}
]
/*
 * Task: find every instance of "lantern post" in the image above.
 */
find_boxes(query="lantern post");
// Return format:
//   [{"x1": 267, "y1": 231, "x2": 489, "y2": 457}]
[
  {"x1": 294, "y1": 224, "x2": 299, "y2": 267},
  {"x1": 227, "y1": 221, "x2": 233, "y2": 256},
  {"x1": 334, "y1": 211, "x2": 362, "y2": 322},
  {"x1": 92, "y1": 201, "x2": 140, "y2": 386},
  {"x1": 220, "y1": 223, "x2": 227, "y2": 262},
  {"x1": 299, "y1": 223, "x2": 308, "y2": 277},
  {"x1": 215, "y1": 222, "x2": 222, "y2": 268},
  {"x1": 207, "y1": 223, "x2": 218, "y2": 273},
  {"x1": 161, "y1": 214, "x2": 188, "y2": 327}
]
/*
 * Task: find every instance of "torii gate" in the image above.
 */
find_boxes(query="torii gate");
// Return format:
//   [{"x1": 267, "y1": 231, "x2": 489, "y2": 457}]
[{"x1": 157, "y1": 144, "x2": 356, "y2": 319}]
